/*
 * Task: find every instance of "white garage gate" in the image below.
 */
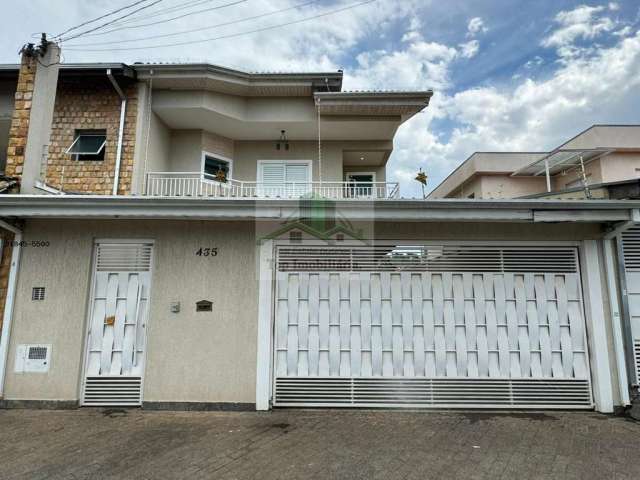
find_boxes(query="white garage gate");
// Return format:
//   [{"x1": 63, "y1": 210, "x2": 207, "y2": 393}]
[{"x1": 272, "y1": 244, "x2": 593, "y2": 408}]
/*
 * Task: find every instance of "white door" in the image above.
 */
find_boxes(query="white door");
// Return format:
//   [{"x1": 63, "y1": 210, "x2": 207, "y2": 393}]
[
  {"x1": 81, "y1": 242, "x2": 153, "y2": 406},
  {"x1": 273, "y1": 245, "x2": 592, "y2": 408},
  {"x1": 620, "y1": 227, "x2": 640, "y2": 383}
]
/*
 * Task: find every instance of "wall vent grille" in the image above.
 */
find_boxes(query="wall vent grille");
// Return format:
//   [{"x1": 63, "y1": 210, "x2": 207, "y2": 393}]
[
  {"x1": 32, "y1": 287, "x2": 45, "y2": 301},
  {"x1": 82, "y1": 377, "x2": 142, "y2": 406},
  {"x1": 621, "y1": 227, "x2": 640, "y2": 272},
  {"x1": 634, "y1": 341, "x2": 640, "y2": 384},
  {"x1": 96, "y1": 244, "x2": 153, "y2": 272},
  {"x1": 274, "y1": 377, "x2": 592, "y2": 408},
  {"x1": 277, "y1": 246, "x2": 578, "y2": 273},
  {"x1": 28, "y1": 346, "x2": 48, "y2": 360}
]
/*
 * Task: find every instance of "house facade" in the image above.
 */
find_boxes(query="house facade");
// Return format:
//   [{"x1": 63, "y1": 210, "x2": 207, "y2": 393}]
[
  {"x1": 0, "y1": 40, "x2": 638, "y2": 413},
  {"x1": 428, "y1": 125, "x2": 640, "y2": 201}
]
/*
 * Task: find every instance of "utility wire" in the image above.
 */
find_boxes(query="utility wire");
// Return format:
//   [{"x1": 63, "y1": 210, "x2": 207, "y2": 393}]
[
  {"x1": 72, "y1": 0, "x2": 248, "y2": 40},
  {"x1": 53, "y1": 0, "x2": 156, "y2": 39},
  {"x1": 59, "y1": 0, "x2": 164, "y2": 42},
  {"x1": 64, "y1": 0, "x2": 375, "y2": 51},
  {"x1": 68, "y1": 0, "x2": 316, "y2": 47},
  {"x1": 96, "y1": 0, "x2": 221, "y2": 30}
]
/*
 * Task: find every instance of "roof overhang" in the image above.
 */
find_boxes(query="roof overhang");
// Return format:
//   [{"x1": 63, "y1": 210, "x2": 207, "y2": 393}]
[
  {"x1": 0, "y1": 195, "x2": 635, "y2": 224},
  {"x1": 315, "y1": 91, "x2": 432, "y2": 121},
  {"x1": 135, "y1": 63, "x2": 343, "y2": 96},
  {"x1": 512, "y1": 148, "x2": 613, "y2": 177}
]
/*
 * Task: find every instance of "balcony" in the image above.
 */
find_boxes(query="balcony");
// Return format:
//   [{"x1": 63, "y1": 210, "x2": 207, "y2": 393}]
[{"x1": 144, "y1": 172, "x2": 400, "y2": 200}]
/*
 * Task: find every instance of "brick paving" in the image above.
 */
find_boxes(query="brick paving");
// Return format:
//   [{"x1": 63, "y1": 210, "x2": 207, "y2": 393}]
[{"x1": 0, "y1": 408, "x2": 639, "y2": 479}]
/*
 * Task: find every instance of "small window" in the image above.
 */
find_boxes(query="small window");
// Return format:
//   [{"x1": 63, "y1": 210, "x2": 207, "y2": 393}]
[
  {"x1": 203, "y1": 154, "x2": 231, "y2": 183},
  {"x1": 289, "y1": 231, "x2": 302, "y2": 243},
  {"x1": 66, "y1": 129, "x2": 106, "y2": 161},
  {"x1": 32, "y1": 287, "x2": 45, "y2": 301}
]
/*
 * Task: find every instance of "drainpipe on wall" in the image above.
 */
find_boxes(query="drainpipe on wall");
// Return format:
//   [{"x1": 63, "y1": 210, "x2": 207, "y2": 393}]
[
  {"x1": 0, "y1": 220, "x2": 23, "y2": 397},
  {"x1": 107, "y1": 69, "x2": 127, "y2": 196}
]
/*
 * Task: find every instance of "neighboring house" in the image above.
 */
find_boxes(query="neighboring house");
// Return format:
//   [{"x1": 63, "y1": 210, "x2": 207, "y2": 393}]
[
  {"x1": 429, "y1": 125, "x2": 640, "y2": 200},
  {"x1": 0, "y1": 40, "x2": 639, "y2": 415}
]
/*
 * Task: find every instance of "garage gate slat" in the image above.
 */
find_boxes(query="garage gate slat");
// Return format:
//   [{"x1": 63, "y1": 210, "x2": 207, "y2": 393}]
[{"x1": 273, "y1": 245, "x2": 592, "y2": 408}]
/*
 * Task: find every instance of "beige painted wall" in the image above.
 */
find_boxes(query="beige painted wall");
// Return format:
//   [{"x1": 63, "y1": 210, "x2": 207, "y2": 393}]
[
  {"x1": 480, "y1": 175, "x2": 548, "y2": 199},
  {"x1": 448, "y1": 176, "x2": 483, "y2": 198},
  {"x1": 142, "y1": 120, "x2": 394, "y2": 185},
  {"x1": 598, "y1": 152, "x2": 640, "y2": 183},
  {"x1": 5, "y1": 219, "x2": 259, "y2": 404},
  {"x1": 4, "y1": 217, "x2": 611, "y2": 404},
  {"x1": 343, "y1": 165, "x2": 386, "y2": 183},
  {"x1": 146, "y1": 112, "x2": 171, "y2": 174}
]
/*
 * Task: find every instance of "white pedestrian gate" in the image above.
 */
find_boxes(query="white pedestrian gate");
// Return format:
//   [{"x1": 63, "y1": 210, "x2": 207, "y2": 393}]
[
  {"x1": 81, "y1": 242, "x2": 153, "y2": 406},
  {"x1": 273, "y1": 245, "x2": 593, "y2": 408},
  {"x1": 620, "y1": 227, "x2": 640, "y2": 384}
]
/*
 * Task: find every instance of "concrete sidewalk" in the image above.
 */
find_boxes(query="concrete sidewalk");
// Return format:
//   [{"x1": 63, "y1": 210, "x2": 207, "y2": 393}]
[{"x1": 0, "y1": 408, "x2": 638, "y2": 479}]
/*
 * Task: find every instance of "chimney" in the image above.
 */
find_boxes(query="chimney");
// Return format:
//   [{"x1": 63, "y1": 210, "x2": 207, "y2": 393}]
[{"x1": 5, "y1": 35, "x2": 61, "y2": 193}]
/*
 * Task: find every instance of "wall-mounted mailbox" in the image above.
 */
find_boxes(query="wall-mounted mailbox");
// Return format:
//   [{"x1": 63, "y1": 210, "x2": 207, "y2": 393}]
[{"x1": 196, "y1": 300, "x2": 213, "y2": 312}]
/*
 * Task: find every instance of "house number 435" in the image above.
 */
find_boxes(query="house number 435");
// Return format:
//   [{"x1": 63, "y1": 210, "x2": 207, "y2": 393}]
[{"x1": 196, "y1": 247, "x2": 218, "y2": 257}]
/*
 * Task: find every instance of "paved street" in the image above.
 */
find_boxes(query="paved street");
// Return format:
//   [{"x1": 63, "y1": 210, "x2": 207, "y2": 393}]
[{"x1": 0, "y1": 408, "x2": 638, "y2": 479}]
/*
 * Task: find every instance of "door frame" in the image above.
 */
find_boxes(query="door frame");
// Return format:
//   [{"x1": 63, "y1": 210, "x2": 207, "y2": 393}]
[
  {"x1": 345, "y1": 171, "x2": 377, "y2": 198},
  {"x1": 257, "y1": 239, "x2": 600, "y2": 410},
  {"x1": 345, "y1": 171, "x2": 377, "y2": 182},
  {"x1": 78, "y1": 238, "x2": 155, "y2": 406}
]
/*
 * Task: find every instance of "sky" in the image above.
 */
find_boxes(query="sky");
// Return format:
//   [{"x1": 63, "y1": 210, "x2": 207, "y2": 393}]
[{"x1": 2, "y1": 0, "x2": 640, "y2": 197}]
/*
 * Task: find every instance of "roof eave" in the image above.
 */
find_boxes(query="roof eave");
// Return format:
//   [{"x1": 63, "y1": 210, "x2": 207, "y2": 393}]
[
  {"x1": 0, "y1": 195, "x2": 635, "y2": 224},
  {"x1": 135, "y1": 63, "x2": 343, "y2": 90}
]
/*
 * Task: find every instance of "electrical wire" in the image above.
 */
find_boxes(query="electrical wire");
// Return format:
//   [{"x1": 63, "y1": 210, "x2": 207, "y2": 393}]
[
  {"x1": 53, "y1": 0, "x2": 156, "y2": 39},
  {"x1": 67, "y1": 0, "x2": 316, "y2": 47},
  {"x1": 59, "y1": 0, "x2": 164, "y2": 42},
  {"x1": 103, "y1": 0, "x2": 217, "y2": 28},
  {"x1": 71, "y1": 0, "x2": 248, "y2": 40},
  {"x1": 64, "y1": 0, "x2": 376, "y2": 52}
]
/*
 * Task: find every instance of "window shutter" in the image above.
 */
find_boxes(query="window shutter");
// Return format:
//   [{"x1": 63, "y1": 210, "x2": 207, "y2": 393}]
[
  {"x1": 285, "y1": 163, "x2": 310, "y2": 183},
  {"x1": 260, "y1": 163, "x2": 285, "y2": 184}
]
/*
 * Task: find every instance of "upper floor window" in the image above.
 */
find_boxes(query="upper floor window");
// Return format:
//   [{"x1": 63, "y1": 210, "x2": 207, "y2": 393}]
[
  {"x1": 66, "y1": 129, "x2": 106, "y2": 161},
  {"x1": 202, "y1": 152, "x2": 232, "y2": 183}
]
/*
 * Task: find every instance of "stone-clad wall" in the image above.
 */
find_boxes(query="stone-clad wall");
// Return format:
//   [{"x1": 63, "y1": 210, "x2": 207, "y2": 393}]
[
  {"x1": 45, "y1": 78, "x2": 138, "y2": 194},
  {"x1": 4, "y1": 54, "x2": 36, "y2": 180}
]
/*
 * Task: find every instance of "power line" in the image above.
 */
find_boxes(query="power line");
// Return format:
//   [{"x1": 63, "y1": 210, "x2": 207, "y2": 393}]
[
  {"x1": 59, "y1": 0, "x2": 164, "y2": 42},
  {"x1": 67, "y1": 0, "x2": 317, "y2": 47},
  {"x1": 72, "y1": 0, "x2": 248, "y2": 40},
  {"x1": 54, "y1": 0, "x2": 156, "y2": 39},
  {"x1": 64, "y1": 0, "x2": 376, "y2": 52},
  {"x1": 96, "y1": 0, "x2": 221, "y2": 30}
]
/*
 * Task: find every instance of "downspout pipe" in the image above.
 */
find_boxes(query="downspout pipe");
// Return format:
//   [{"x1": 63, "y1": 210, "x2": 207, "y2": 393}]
[
  {"x1": 107, "y1": 69, "x2": 127, "y2": 196},
  {"x1": 0, "y1": 220, "x2": 23, "y2": 397}
]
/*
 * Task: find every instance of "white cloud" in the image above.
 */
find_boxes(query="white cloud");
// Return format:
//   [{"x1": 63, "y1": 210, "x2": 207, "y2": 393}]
[
  {"x1": 390, "y1": 30, "x2": 640, "y2": 197},
  {"x1": 609, "y1": 2, "x2": 620, "y2": 11},
  {"x1": 524, "y1": 55, "x2": 544, "y2": 69},
  {"x1": 467, "y1": 17, "x2": 487, "y2": 37},
  {"x1": 458, "y1": 40, "x2": 479, "y2": 59},
  {"x1": 345, "y1": 40, "x2": 458, "y2": 91},
  {"x1": 541, "y1": 5, "x2": 616, "y2": 54}
]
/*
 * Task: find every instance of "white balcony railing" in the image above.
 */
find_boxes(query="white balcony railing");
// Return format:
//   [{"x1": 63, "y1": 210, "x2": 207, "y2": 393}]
[{"x1": 144, "y1": 172, "x2": 400, "y2": 200}]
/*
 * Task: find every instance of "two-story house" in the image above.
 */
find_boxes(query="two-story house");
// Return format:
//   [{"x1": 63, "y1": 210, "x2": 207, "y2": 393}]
[
  {"x1": 429, "y1": 125, "x2": 640, "y2": 201},
  {"x1": 0, "y1": 40, "x2": 638, "y2": 414}
]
